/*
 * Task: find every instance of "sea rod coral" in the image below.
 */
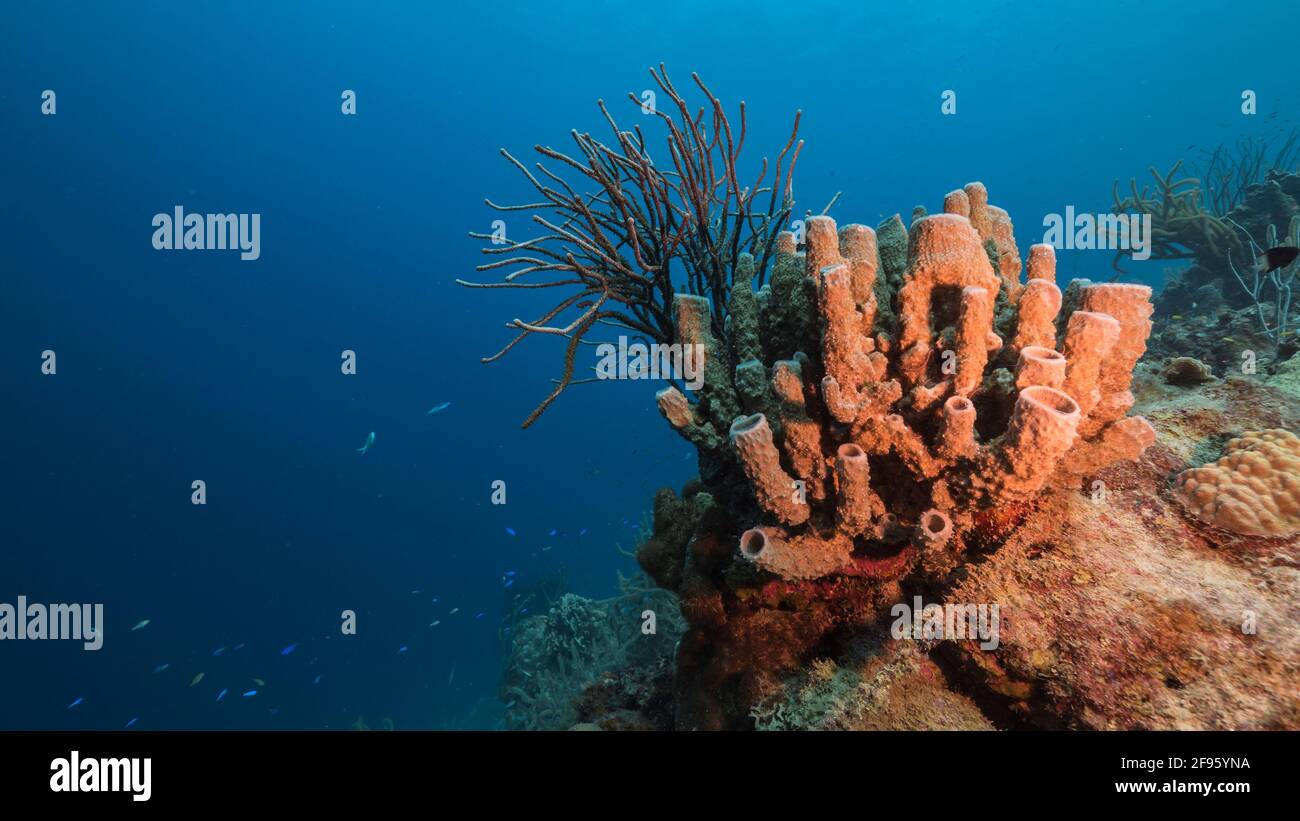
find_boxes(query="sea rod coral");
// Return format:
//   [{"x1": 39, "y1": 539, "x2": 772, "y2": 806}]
[
  {"x1": 637, "y1": 183, "x2": 1158, "y2": 727},
  {"x1": 460, "y1": 66, "x2": 803, "y2": 427}
]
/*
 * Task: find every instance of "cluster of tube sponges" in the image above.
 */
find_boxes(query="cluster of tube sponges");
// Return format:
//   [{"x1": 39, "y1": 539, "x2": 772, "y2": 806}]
[{"x1": 656, "y1": 183, "x2": 1157, "y2": 580}]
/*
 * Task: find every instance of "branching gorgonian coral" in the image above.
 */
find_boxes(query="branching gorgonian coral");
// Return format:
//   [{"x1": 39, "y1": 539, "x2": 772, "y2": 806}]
[{"x1": 459, "y1": 66, "x2": 803, "y2": 426}]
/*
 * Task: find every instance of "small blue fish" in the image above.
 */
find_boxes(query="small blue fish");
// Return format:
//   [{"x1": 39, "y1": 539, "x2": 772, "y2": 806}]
[
  {"x1": 397, "y1": 645, "x2": 408, "y2": 654},
  {"x1": 152, "y1": 663, "x2": 170, "y2": 674},
  {"x1": 216, "y1": 689, "x2": 228, "y2": 702},
  {"x1": 548, "y1": 529, "x2": 558, "y2": 537},
  {"x1": 268, "y1": 707, "x2": 281, "y2": 717},
  {"x1": 505, "y1": 527, "x2": 517, "y2": 537},
  {"x1": 233, "y1": 643, "x2": 245, "y2": 651},
  {"x1": 66, "y1": 697, "x2": 83, "y2": 710},
  {"x1": 125, "y1": 717, "x2": 139, "y2": 728},
  {"x1": 504, "y1": 570, "x2": 516, "y2": 577},
  {"x1": 212, "y1": 646, "x2": 226, "y2": 657},
  {"x1": 242, "y1": 690, "x2": 257, "y2": 698},
  {"x1": 579, "y1": 529, "x2": 587, "y2": 536},
  {"x1": 357, "y1": 431, "x2": 375, "y2": 455},
  {"x1": 475, "y1": 612, "x2": 484, "y2": 620},
  {"x1": 503, "y1": 579, "x2": 514, "y2": 589},
  {"x1": 426, "y1": 401, "x2": 451, "y2": 415},
  {"x1": 281, "y1": 643, "x2": 298, "y2": 656},
  {"x1": 312, "y1": 675, "x2": 321, "y2": 685}
]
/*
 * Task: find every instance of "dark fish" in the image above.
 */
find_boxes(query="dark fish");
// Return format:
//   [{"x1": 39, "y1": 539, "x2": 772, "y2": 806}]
[{"x1": 1258, "y1": 246, "x2": 1299, "y2": 273}]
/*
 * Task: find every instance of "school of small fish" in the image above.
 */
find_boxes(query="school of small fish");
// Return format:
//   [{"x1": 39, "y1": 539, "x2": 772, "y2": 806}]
[{"x1": 63, "y1": 481, "x2": 633, "y2": 729}]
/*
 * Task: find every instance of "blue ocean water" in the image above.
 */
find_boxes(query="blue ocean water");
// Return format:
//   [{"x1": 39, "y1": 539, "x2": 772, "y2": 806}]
[{"x1": 0, "y1": 0, "x2": 1294, "y2": 729}]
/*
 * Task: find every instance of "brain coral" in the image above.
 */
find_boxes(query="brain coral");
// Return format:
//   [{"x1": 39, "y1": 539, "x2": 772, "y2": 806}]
[{"x1": 1174, "y1": 429, "x2": 1300, "y2": 536}]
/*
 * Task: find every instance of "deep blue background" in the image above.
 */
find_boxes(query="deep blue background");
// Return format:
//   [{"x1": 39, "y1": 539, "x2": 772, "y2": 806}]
[{"x1": 0, "y1": 0, "x2": 1294, "y2": 729}]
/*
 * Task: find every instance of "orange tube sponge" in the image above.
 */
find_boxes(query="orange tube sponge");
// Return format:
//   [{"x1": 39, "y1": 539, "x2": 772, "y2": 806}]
[
  {"x1": 656, "y1": 386, "x2": 715, "y2": 447},
  {"x1": 1025, "y1": 243, "x2": 1056, "y2": 283},
  {"x1": 1076, "y1": 283, "x2": 1153, "y2": 429},
  {"x1": 644, "y1": 182, "x2": 1155, "y2": 592},
  {"x1": 954, "y1": 286, "x2": 995, "y2": 396},
  {"x1": 1061, "y1": 310, "x2": 1120, "y2": 420},
  {"x1": 915, "y1": 508, "x2": 954, "y2": 548},
  {"x1": 943, "y1": 188, "x2": 971, "y2": 217},
  {"x1": 835, "y1": 443, "x2": 882, "y2": 534},
  {"x1": 804, "y1": 215, "x2": 843, "y2": 287},
  {"x1": 938, "y1": 394, "x2": 978, "y2": 459},
  {"x1": 730, "y1": 413, "x2": 809, "y2": 526},
  {"x1": 964, "y1": 182, "x2": 992, "y2": 238},
  {"x1": 819, "y1": 263, "x2": 874, "y2": 423},
  {"x1": 1015, "y1": 345, "x2": 1067, "y2": 391},
  {"x1": 983, "y1": 386, "x2": 1081, "y2": 501},
  {"x1": 988, "y1": 205, "x2": 1023, "y2": 300},
  {"x1": 772, "y1": 359, "x2": 827, "y2": 502},
  {"x1": 896, "y1": 214, "x2": 1001, "y2": 388},
  {"x1": 838, "y1": 224, "x2": 879, "y2": 331},
  {"x1": 1012, "y1": 278, "x2": 1062, "y2": 351},
  {"x1": 738, "y1": 527, "x2": 853, "y2": 581}
]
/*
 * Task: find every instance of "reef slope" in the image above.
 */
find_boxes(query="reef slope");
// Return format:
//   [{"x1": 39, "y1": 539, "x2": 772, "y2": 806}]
[{"x1": 937, "y1": 372, "x2": 1300, "y2": 729}]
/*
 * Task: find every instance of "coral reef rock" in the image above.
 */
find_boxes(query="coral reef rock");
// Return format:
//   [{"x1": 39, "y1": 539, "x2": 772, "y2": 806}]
[
  {"x1": 750, "y1": 638, "x2": 994, "y2": 731},
  {"x1": 1174, "y1": 429, "x2": 1300, "y2": 536},
  {"x1": 639, "y1": 183, "x2": 1159, "y2": 728},
  {"x1": 500, "y1": 582, "x2": 684, "y2": 730},
  {"x1": 1161, "y1": 356, "x2": 1215, "y2": 386},
  {"x1": 936, "y1": 373, "x2": 1300, "y2": 729}
]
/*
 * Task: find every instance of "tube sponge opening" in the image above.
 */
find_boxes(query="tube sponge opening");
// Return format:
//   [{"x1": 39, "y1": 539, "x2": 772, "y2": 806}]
[
  {"x1": 740, "y1": 527, "x2": 768, "y2": 559},
  {"x1": 916, "y1": 508, "x2": 954, "y2": 548},
  {"x1": 1015, "y1": 345, "x2": 1067, "y2": 391}
]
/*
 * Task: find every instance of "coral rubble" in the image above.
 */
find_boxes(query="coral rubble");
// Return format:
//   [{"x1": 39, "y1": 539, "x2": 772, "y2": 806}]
[{"x1": 638, "y1": 184, "x2": 1159, "y2": 728}]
